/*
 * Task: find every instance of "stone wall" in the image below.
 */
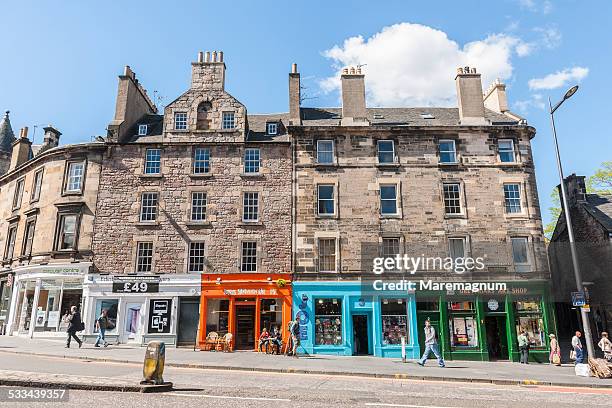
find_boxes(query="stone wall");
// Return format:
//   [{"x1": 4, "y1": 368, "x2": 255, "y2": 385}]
[
  {"x1": 293, "y1": 125, "x2": 549, "y2": 281},
  {"x1": 92, "y1": 142, "x2": 292, "y2": 275}
]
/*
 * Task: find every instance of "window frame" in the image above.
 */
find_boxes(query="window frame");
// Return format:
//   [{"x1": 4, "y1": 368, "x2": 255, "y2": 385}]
[
  {"x1": 498, "y1": 139, "x2": 516, "y2": 163},
  {"x1": 242, "y1": 191, "x2": 260, "y2": 223},
  {"x1": 188, "y1": 241, "x2": 206, "y2": 273},
  {"x1": 174, "y1": 112, "x2": 188, "y2": 130},
  {"x1": 21, "y1": 217, "x2": 37, "y2": 257},
  {"x1": 138, "y1": 124, "x2": 148, "y2": 136},
  {"x1": 503, "y1": 183, "x2": 523, "y2": 214},
  {"x1": 193, "y1": 147, "x2": 211, "y2": 175},
  {"x1": 377, "y1": 140, "x2": 396, "y2": 164},
  {"x1": 12, "y1": 178, "x2": 25, "y2": 210},
  {"x1": 318, "y1": 237, "x2": 337, "y2": 273},
  {"x1": 55, "y1": 213, "x2": 80, "y2": 252},
  {"x1": 63, "y1": 160, "x2": 86, "y2": 194},
  {"x1": 439, "y1": 139, "x2": 458, "y2": 164},
  {"x1": 511, "y1": 236, "x2": 531, "y2": 272},
  {"x1": 448, "y1": 236, "x2": 467, "y2": 261},
  {"x1": 316, "y1": 140, "x2": 335, "y2": 165},
  {"x1": 30, "y1": 168, "x2": 44, "y2": 203},
  {"x1": 379, "y1": 184, "x2": 399, "y2": 216},
  {"x1": 139, "y1": 192, "x2": 159, "y2": 223},
  {"x1": 243, "y1": 147, "x2": 261, "y2": 174},
  {"x1": 135, "y1": 241, "x2": 154, "y2": 273},
  {"x1": 317, "y1": 184, "x2": 336, "y2": 217},
  {"x1": 240, "y1": 241, "x2": 258, "y2": 272},
  {"x1": 222, "y1": 111, "x2": 235, "y2": 130},
  {"x1": 144, "y1": 148, "x2": 162, "y2": 175},
  {"x1": 442, "y1": 182, "x2": 463, "y2": 216},
  {"x1": 266, "y1": 122, "x2": 278, "y2": 135},
  {"x1": 4, "y1": 224, "x2": 18, "y2": 261},
  {"x1": 190, "y1": 191, "x2": 207, "y2": 222}
]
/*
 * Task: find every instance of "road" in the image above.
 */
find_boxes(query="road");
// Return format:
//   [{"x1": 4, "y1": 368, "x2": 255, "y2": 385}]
[{"x1": 0, "y1": 353, "x2": 611, "y2": 407}]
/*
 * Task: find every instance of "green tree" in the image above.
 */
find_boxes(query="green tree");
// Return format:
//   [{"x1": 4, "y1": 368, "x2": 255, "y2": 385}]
[{"x1": 544, "y1": 161, "x2": 612, "y2": 240}]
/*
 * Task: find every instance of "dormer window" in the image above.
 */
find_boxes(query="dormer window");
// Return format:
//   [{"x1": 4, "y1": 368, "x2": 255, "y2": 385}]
[
  {"x1": 266, "y1": 122, "x2": 278, "y2": 135},
  {"x1": 138, "y1": 124, "x2": 148, "y2": 136},
  {"x1": 222, "y1": 112, "x2": 235, "y2": 130}
]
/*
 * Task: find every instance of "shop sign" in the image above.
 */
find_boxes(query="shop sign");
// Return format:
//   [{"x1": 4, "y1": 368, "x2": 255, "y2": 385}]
[
  {"x1": 148, "y1": 299, "x2": 172, "y2": 334},
  {"x1": 47, "y1": 311, "x2": 60, "y2": 328},
  {"x1": 487, "y1": 299, "x2": 499, "y2": 311},
  {"x1": 222, "y1": 288, "x2": 277, "y2": 296},
  {"x1": 112, "y1": 276, "x2": 160, "y2": 293},
  {"x1": 6, "y1": 274, "x2": 13, "y2": 287},
  {"x1": 571, "y1": 291, "x2": 586, "y2": 307},
  {"x1": 35, "y1": 310, "x2": 46, "y2": 327}
]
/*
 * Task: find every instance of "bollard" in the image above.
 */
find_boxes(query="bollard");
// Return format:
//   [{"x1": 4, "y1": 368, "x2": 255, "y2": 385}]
[
  {"x1": 401, "y1": 336, "x2": 406, "y2": 363},
  {"x1": 142, "y1": 341, "x2": 167, "y2": 385}
]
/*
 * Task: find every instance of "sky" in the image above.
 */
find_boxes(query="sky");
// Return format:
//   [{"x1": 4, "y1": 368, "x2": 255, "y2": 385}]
[{"x1": 0, "y1": 0, "x2": 610, "y2": 227}]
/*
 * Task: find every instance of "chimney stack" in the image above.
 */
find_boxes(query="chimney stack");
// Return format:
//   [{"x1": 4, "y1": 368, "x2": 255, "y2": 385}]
[
  {"x1": 10, "y1": 127, "x2": 32, "y2": 170},
  {"x1": 455, "y1": 66, "x2": 487, "y2": 125},
  {"x1": 341, "y1": 66, "x2": 368, "y2": 126},
  {"x1": 289, "y1": 63, "x2": 301, "y2": 125},
  {"x1": 561, "y1": 174, "x2": 588, "y2": 209},
  {"x1": 483, "y1": 79, "x2": 509, "y2": 114},
  {"x1": 42, "y1": 125, "x2": 62, "y2": 150},
  {"x1": 191, "y1": 50, "x2": 226, "y2": 91}
]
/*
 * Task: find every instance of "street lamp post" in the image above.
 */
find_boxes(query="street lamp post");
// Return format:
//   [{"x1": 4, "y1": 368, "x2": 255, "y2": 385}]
[{"x1": 548, "y1": 85, "x2": 595, "y2": 359}]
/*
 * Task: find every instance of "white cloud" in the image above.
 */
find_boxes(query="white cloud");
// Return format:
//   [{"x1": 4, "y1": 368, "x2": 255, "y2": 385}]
[
  {"x1": 518, "y1": 0, "x2": 553, "y2": 14},
  {"x1": 320, "y1": 23, "x2": 528, "y2": 107},
  {"x1": 528, "y1": 67, "x2": 589, "y2": 90},
  {"x1": 534, "y1": 26, "x2": 562, "y2": 49},
  {"x1": 514, "y1": 93, "x2": 546, "y2": 113}
]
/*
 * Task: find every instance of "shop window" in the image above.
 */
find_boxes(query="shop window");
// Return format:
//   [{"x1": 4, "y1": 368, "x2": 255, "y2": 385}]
[
  {"x1": 515, "y1": 315, "x2": 545, "y2": 348},
  {"x1": 14, "y1": 280, "x2": 36, "y2": 334},
  {"x1": 148, "y1": 298, "x2": 172, "y2": 334},
  {"x1": 448, "y1": 301, "x2": 475, "y2": 311},
  {"x1": 515, "y1": 299, "x2": 541, "y2": 312},
  {"x1": 34, "y1": 280, "x2": 63, "y2": 332},
  {"x1": 314, "y1": 298, "x2": 342, "y2": 346},
  {"x1": 381, "y1": 299, "x2": 408, "y2": 345},
  {"x1": 449, "y1": 315, "x2": 478, "y2": 347},
  {"x1": 206, "y1": 299, "x2": 229, "y2": 336},
  {"x1": 417, "y1": 301, "x2": 440, "y2": 311},
  {"x1": 260, "y1": 298, "x2": 282, "y2": 332},
  {"x1": 94, "y1": 298, "x2": 118, "y2": 334},
  {"x1": 0, "y1": 278, "x2": 13, "y2": 327}
]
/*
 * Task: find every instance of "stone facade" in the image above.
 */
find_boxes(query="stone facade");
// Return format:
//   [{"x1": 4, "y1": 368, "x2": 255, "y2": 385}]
[{"x1": 92, "y1": 53, "x2": 292, "y2": 276}]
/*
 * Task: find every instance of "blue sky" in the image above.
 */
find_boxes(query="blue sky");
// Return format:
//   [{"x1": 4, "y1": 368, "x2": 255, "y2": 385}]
[{"x1": 1, "y1": 0, "x2": 610, "y2": 226}]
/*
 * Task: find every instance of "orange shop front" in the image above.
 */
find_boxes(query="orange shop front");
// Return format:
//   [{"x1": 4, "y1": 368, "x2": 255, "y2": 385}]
[{"x1": 198, "y1": 274, "x2": 292, "y2": 351}]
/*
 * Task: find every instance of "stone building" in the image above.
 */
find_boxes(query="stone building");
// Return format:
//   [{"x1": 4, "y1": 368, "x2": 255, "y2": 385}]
[
  {"x1": 88, "y1": 52, "x2": 292, "y2": 348},
  {"x1": 289, "y1": 66, "x2": 552, "y2": 361},
  {"x1": 0, "y1": 114, "x2": 104, "y2": 338},
  {"x1": 549, "y1": 174, "x2": 612, "y2": 353}
]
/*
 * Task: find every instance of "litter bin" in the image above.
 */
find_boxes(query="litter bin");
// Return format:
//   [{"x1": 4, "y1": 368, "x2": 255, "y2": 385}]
[{"x1": 142, "y1": 341, "x2": 166, "y2": 385}]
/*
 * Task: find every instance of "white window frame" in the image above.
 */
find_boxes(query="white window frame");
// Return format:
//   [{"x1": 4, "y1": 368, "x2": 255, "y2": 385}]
[
  {"x1": 138, "y1": 124, "x2": 148, "y2": 136},
  {"x1": 498, "y1": 139, "x2": 516, "y2": 163},
  {"x1": 174, "y1": 112, "x2": 188, "y2": 130},
  {"x1": 144, "y1": 148, "x2": 161, "y2": 175},
  {"x1": 318, "y1": 238, "x2": 337, "y2": 273},
  {"x1": 317, "y1": 184, "x2": 336, "y2": 217},
  {"x1": 511, "y1": 237, "x2": 531, "y2": 272},
  {"x1": 377, "y1": 140, "x2": 396, "y2": 164},
  {"x1": 140, "y1": 192, "x2": 159, "y2": 222},
  {"x1": 193, "y1": 147, "x2": 211, "y2": 174},
  {"x1": 31, "y1": 169, "x2": 44, "y2": 202},
  {"x1": 443, "y1": 182, "x2": 463, "y2": 215},
  {"x1": 57, "y1": 214, "x2": 79, "y2": 251},
  {"x1": 244, "y1": 148, "x2": 261, "y2": 174},
  {"x1": 64, "y1": 161, "x2": 85, "y2": 193},
  {"x1": 448, "y1": 237, "x2": 467, "y2": 261},
  {"x1": 22, "y1": 218, "x2": 36, "y2": 257},
  {"x1": 12, "y1": 178, "x2": 25, "y2": 210},
  {"x1": 503, "y1": 183, "x2": 522, "y2": 214},
  {"x1": 240, "y1": 241, "x2": 258, "y2": 272},
  {"x1": 190, "y1": 192, "x2": 207, "y2": 222},
  {"x1": 222, "y1": 111, "x2": 235, "y2": 130},
  {"x1": 188, "y1": 241, "x2": 206, "y2": 273},
  {"x1": 439, "y1": 139, "x2": 457, "y2": 164},
  {"x1": 135, "y1": 241, "x2": 154, "y2": 273},
  {"x1": 242, "y1": 192, "x2": 260, "y2": 222},
  {"x1": 266, "y1": 122, "x2": 278, "y2": 135},
  {"x1": 380, "y1": 184, "x2": 399, "y2": 216},
  {"x1": 316, "y1": 140, "x2": 335, "y2": 165}
]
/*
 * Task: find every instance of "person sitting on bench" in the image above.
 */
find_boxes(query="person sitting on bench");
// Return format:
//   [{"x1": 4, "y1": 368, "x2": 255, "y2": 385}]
[
  {"x1": 258, "y1": 327, "x2": 270, "y2": 352},
  {"x1": 269, "y1": 326, "x2": 282, "y2": 354}
]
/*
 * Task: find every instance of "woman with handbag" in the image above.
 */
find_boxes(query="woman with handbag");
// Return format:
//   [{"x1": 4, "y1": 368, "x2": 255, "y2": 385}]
[{"x1": 549, "y1": 333, "x2": 561, "y2": 366}]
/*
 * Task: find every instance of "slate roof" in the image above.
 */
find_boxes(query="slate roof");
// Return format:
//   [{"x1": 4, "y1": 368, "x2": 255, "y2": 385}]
[
  {"x1": 583, "y1": 193, "x2": 612, "y2": 232},
  {"x1": 0, "y1": 111, "x2": 15, "y2": 152}
]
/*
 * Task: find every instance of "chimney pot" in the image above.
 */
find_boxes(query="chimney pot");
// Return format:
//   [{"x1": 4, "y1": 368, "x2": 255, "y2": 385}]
[
  {"x1": 212, "y1": 51, "x2": 217, "y2": 62},
  {"x1": 205, "y1": 51, "x2": 210, "y2": 62},
  {"x1": 218, "y1": 51, "x2": 224, "y2": 62},
  {"x1": 291, "y1": 63, "x2": 298, "y2": 74},
  {"x1": 198, "y1": 51, "x2": 204, "y2": 63},
  {"x1": 342, "y1": 68, "x2": 349, "y2": 75},
  {"x1": 21, "y1": 127, "x2": 28, "y2": 139}
]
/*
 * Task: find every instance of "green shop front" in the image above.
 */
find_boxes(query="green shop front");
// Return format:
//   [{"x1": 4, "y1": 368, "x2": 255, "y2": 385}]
[{"x1": 415, "y1": 281, "x2": 554, "y2": 362}]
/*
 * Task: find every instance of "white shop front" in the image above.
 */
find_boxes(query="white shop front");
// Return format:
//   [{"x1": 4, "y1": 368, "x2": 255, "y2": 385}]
[
  {"x1": 6, "y1": 262, "x2": 90, "y2": 337},
  {"x1": 82, "y1": 274, "x2": 201, "y2": 346}
]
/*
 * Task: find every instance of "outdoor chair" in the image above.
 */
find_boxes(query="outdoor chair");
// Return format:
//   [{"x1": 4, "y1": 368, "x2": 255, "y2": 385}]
[
  {"x1": 219, "y1": 333, "x2": 233, "y2": 352},
  {"x1": 202, "y1": 331, "x2": 218, "y2": 351}
]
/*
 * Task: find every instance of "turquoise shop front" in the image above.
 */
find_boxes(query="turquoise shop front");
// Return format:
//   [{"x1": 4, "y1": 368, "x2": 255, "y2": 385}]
[{"x1": 292, "y1": 281, "x2": 420, "y2": 358}]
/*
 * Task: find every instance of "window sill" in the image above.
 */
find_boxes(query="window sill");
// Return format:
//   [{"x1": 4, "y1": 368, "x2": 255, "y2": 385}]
[
  {"x1": 189, "y1": 173, "x2": 213, "y2": 179},
  {"x1": 240, "y1": 173, "x2": 264, "y2": 178},
  {"x1": 315, "y1": 214, "x2": 337, "y2": 219},
  {"x1": 498, "y1": 161, "x2": 521, "y2": 166},
  {"x1": 185, "y1": 221, "x2": 212, "y2": 228},
  {"x1": 444, "y1": 214, "x2": 467, "y2": 219},
  {"x1": 6, "y1": 214, "x2": 20, "y2": 223},
  {"x1": 219, "y1": 128, "x2": 237, "y2": 132},
  {"x1": 438, "y1": 162, "x2": 460, "y2": 166},
  {"x1": 380, "y1": 214, "x2": 402, "y2": 219},
  {"x1": 376, "y1": 162, "x2": 400, "y2": 168},
  {"x1": 238, "y1": 221, "x2": 263, "y2": 227},
  {"x1": 314, "y1": 163, "x2": 338, "y2": 168},
  {"x1": 504, "y1": 213, "x2": 529, "y2": 219},
  {"x1": 139, "y1": 174, "x2": 163, "y2": 180},
  {"x1": 136, "y1": 221, "x2": 161, "y2": 228},
  {"x1": 61, "y1": 191, "x2": 84, "y2": 197},
  {"x1": 24, "y1": 207, "x2": 39, "y2": 216}
]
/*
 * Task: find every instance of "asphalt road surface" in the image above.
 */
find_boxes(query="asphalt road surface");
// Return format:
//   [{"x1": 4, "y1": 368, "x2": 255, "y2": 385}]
[{"x1": 1, "y1": 353, "x2": 611, "y2": 408}]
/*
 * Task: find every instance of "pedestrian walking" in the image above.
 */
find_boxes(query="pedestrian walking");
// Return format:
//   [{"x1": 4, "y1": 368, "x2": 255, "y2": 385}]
[
  {"x1": 417, "y1": 319, "x2": 445, "y2": 367},
  {"x1": 517, "y1": 330, "x2": 530, "y2": 364},
  {"x1": 549, "y1": 333, "x2": 561, "y2": 366},
  {"x1": 66, "y1": 305, "x2": 83, "y2": 348},
  {"x1": 597, "y1": 332, "x2": 612, "y2": 362},
  {"x1": 286, "y1": 315, "x2": 300, "y2": 357},
  {"x1": 94, "y1": 309, "x2": 110, "y2": 348},
  {"x1": 571, "y1": 331, "x2": 584, "y2": 364}
]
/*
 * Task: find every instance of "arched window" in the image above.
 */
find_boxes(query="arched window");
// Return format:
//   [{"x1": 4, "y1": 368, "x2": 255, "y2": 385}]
[{"x1": 196, "y1": 101, "x2": 213, "y2": 130}]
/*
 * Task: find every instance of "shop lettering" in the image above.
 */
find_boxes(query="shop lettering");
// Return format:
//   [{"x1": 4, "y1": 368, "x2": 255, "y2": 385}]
[{"x1": 223, "y1": 289, "x2": 273, "y2": 296}]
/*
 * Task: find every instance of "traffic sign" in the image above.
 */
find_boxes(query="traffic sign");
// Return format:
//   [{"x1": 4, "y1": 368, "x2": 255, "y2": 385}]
[{"x1": 571, "y1": 291, "x2": 586, "y2": 307}]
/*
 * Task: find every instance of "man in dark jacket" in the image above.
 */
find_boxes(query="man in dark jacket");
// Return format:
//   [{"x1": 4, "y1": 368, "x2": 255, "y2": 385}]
[{"x1": 66, "y1": 305, "x2": 83, "y2": 348}]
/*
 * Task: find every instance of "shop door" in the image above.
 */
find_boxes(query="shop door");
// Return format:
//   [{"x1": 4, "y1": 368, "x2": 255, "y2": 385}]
[
  {"x1": 177, "y1": 297, "x2": 200, "y2": 346},
  {"x1": 352, "y1": 314, "x2": 371, "y2": 355},
  {"x1": 122, "y1": 301, "x2": 144, "y2": 343},
  {"x1": 485, "y1": 316, "x2": 508, "y2": 360},
  {"x1": 234, "y1": 305, "x2": 255, "y2": 350}
]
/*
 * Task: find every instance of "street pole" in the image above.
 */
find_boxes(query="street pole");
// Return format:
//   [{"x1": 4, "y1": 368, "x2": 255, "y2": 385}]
[{"x1": 548, "y1": 90, "x2": 595, "y2": 359}]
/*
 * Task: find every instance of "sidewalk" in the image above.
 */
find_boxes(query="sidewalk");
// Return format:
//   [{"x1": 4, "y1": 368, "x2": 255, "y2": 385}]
[{"x1": 1, "y1": 336, "x2": 611, "y2": 388}]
